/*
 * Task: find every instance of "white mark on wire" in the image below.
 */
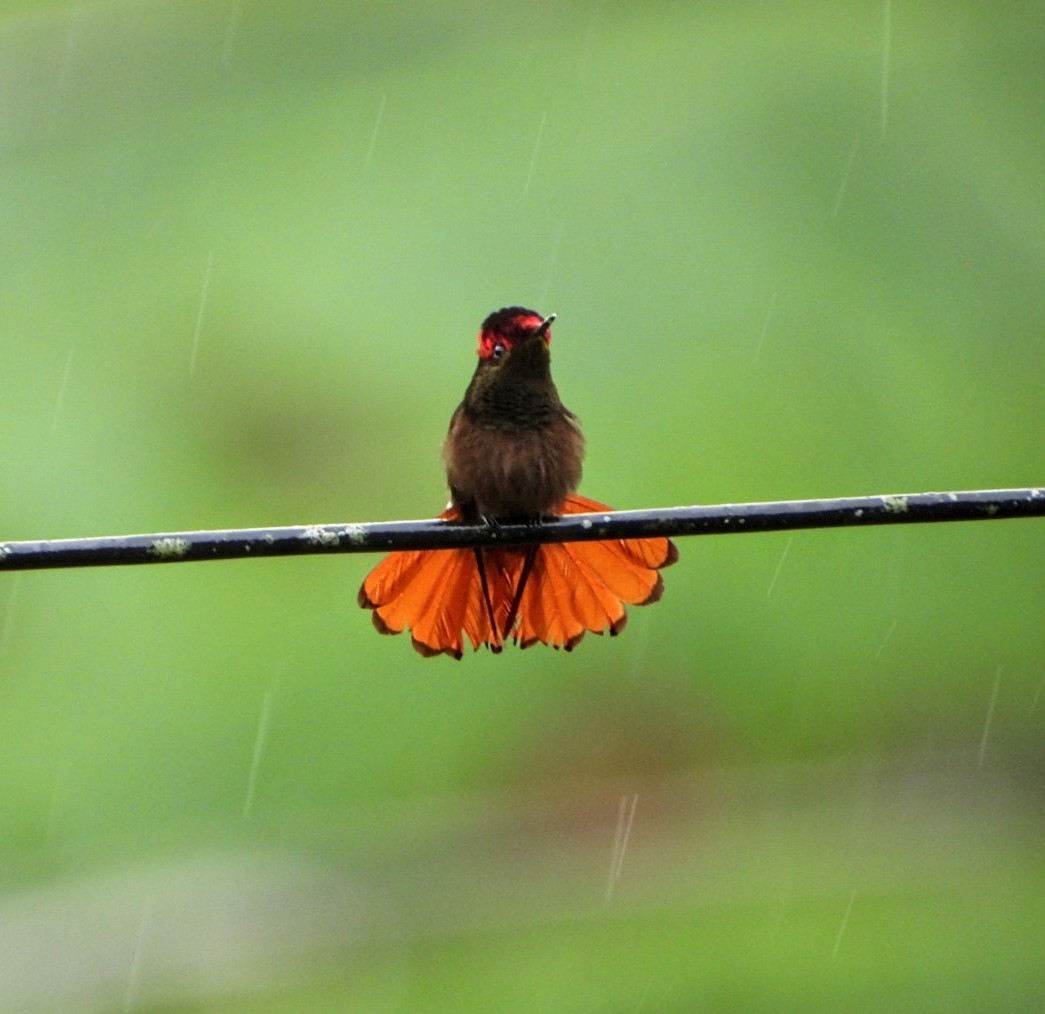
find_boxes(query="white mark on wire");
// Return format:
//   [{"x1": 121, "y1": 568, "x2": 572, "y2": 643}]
[
  {"x1": 123, "y1": 895, "x2": 152, "y2": 1012},
  {"x1": 243, "y1": 686, "x2": 276, "y2": 818},
  {"x1": 831, "y1": 890, "x2": 857, "y2": 959},
  {"x1": 978, "y1": 667, "x2": 1001, "y2": 768},
  {"x1": 832, "y1": 134, "x2": 860, "y2": 220},
  {"x1": 880, "y1": 0, "x2": 892, "y2": 134},
  {"x1": 766, "y1": 536, "x2": 793, "y2": 597},
  {"x1": 754, "y1": 291, "x2": 778, "y2": 361},
  {"x1": 363, "y1": 94, "x2": 386, "y2": 173},
  {"x1": 51, "y1": 347, "x2": 75, "y2": 432},
  {"x1": 522, "y1": 111, "x2": 547, "y2": 196},
  {"x1": 189, "y1": 250, "x2": 215, "y2": 376},
  {"x1": 605, "y1": 793, "x2": 638, "y2": 905}
]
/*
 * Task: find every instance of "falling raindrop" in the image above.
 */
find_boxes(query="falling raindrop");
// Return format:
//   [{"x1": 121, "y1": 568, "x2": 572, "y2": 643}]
[
  {"x1": 57, "y1": 1, "x2": 86, "y2": 97},
  {"x1": 0, "y1": 576, "x2": 21, "y2": 657},
  {"x1": 977, "y1": 666, "x2": 1001, "y2": 768},
  {"x1": 604, "y1": 793, "x2": 638, "y2": 905},
  {"x1": 363, "y1": 94, "x2": 387, "y2": 174},
  {"x1": 221, "y1": 0, "x2": 243, "y2": 65},
  {"x1": 522, "y1": 111, "x2": 547, "y2": 196},
  {"x1": 575, "y1": 0, "x2": 609, "y2": 82},
  {"x1": 538, "y1": 222, "x2": 565, "y2": 307},
  {"x1": 1030, "y1": 674, "x2": 1044, "y2": 715},
  {"x1": 765, "y1": 536, "x2": 793, "y2": 597},
  {"x1": 122, "y1": 895, "x2": 152, "y2": 1012},
  {"x1": 831, "y1": 134, "x2": 860, "y2": 220},
  {"x1": 189, "y1": 250, "x2": 215, "y2": 376},
  {"x1": 831, "y1": 890, "x2": 857, "y2": 959},
  {"x1": 51, "y1": 347, "x2": 75, "y2": 432},
  {"x1": 880, "y1": 0, "x2": 892, "y2": 134},
  {"x1": 754, "y1": 291, "x2": 778, "y2": 361},
  {"x1": 44, "y1": 760, "x2": 68, "y2": 845},
  {"x1": 243, "y1": 686, "x2": 276, "y2": 818},
  {"x1": 874, "y1": 616, "x2": 898, "y2": 657}
]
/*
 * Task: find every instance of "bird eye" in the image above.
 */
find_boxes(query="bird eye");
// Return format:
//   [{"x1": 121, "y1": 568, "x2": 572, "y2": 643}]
[{"x1": 491, "y1": 342, "x2": 506, "y2": 359}]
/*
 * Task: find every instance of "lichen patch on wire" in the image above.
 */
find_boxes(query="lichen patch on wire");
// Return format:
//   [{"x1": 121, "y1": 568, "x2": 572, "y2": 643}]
[{"x1": 149, "y1": 538, "x2": 190, "y2": 560}]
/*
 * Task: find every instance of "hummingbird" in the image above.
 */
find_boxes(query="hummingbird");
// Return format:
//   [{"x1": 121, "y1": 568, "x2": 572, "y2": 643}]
[{"x1": 358, "y1": 307, "x2": 677, "y2": 658}]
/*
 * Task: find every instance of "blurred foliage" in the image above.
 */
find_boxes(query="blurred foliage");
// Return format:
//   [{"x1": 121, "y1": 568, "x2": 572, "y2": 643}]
[{"x1": 0, "y1": 1, "x2": 1042, "y2": 1010}]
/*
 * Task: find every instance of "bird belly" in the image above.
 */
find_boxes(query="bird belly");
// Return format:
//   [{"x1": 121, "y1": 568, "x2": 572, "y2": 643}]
[{"x1": 444, "y1": 415, "x2": 583, "y2": 519}]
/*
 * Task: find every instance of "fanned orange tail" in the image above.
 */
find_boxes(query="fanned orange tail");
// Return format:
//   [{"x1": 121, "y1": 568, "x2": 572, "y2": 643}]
[{"x1": 357, "y1": 495, "x2": 677, "y2": 658}]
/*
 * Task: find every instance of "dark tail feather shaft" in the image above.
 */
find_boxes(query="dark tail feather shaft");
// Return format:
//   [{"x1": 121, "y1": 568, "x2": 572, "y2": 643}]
[
  {"x1": 502, "y1": 544, "x2": 538, "y2": 642},
  {"x1": 473, "y1": 546, "x2": 503, "y2": 652}
]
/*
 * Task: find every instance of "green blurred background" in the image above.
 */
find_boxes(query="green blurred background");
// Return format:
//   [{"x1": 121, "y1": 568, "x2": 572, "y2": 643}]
[{"x1": 2, "y1": 1, "x2": 1043, "y2": 1010}]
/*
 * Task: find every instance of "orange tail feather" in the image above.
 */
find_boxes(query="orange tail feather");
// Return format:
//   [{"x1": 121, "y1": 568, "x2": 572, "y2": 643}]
[{"x1": 358, "y1": 498, "x2": 676, "y2": 657}]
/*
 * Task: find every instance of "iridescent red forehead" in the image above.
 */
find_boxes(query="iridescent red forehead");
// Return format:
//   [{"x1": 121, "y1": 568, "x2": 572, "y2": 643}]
[{"x1": 477, "y1": 306, "x2": 551, "y2": 359}]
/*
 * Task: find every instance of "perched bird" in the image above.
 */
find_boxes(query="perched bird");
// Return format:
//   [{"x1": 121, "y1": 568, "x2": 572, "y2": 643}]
[{"x1": 358, "y1": 307, "x2": 677, "y2": 658}]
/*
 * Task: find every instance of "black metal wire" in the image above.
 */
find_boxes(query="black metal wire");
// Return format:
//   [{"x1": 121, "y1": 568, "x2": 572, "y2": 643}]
[{"x1": 0, "y1": 488, "x2": 1041, "y2": 572}]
